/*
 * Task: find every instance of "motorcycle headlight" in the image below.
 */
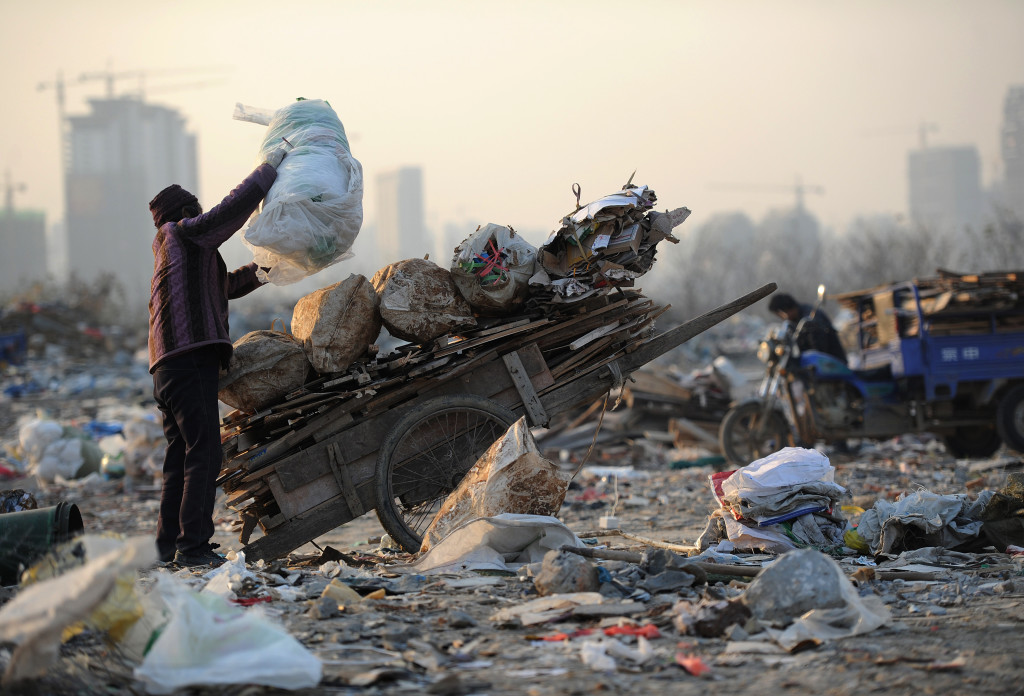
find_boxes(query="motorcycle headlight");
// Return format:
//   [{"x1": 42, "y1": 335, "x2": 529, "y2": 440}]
[{"x1": 757, "y1": 340, "x2": 771, "y2": 363}]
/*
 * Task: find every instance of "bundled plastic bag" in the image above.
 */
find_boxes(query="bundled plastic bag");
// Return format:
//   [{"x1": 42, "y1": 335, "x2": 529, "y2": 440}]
[
  {"x1": 218, "y1": 329, "x2": 312, "y2": 414},
  {"x1": 290, "y1": 274, "x2": 381, "y2": 373},
  {"x1": 371, "y1": 258, "x2": 476, "y2": 343},
  {"x1": 241, "y1": 99, "x2": 363, "y2": 285},
  {"x1": 451, "y1": 224, "x2": 537, "y2": 316}
]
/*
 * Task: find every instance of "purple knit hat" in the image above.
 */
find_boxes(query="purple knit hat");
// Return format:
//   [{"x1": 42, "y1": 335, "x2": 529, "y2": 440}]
[{"x1": 149, "y1": 184, "x2": 200, "y2": 227}]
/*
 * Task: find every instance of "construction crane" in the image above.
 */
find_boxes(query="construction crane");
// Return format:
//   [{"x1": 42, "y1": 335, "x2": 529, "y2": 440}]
[
  {"x1": 77, "y1": 66, "x2": 231, "y2": 100},
  {"x1": 3, "y1": 170, "x2": 26, "y2": 213},
  {"x1": 860, "y1": 120, "x2": 939, "y2": 150},
  {"x1": 707, "y1": 176, "x2": 825, "y2": 212}
]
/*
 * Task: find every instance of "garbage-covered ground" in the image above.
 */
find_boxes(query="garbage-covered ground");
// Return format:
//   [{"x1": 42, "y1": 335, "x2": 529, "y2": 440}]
[
  {"x1": 2, "y1": 406, "x2": 1023, "y2": 694},
  {"x1": 1, "y1": 273, "x2": 1022, "y2": 695}
]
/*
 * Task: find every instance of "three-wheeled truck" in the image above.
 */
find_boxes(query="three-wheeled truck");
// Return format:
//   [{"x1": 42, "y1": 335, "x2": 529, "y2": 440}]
[{"x1": 719, "y1": 270, "x2": 1024, "y2": 467}]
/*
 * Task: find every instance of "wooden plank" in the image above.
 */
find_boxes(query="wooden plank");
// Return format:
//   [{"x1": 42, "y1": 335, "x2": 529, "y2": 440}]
[
  {"x1": 435, "y1": 319, "x2": 552, "y2": 357},
  {"x1": 503, "y1": 350, "x2": 550, "y2": 427},
  {"x1": 243, "y1": 497, "x2": 359, "y2": 561},
  {"x1": 617, "y1": 283, "x2": 776, "y2": 375}
]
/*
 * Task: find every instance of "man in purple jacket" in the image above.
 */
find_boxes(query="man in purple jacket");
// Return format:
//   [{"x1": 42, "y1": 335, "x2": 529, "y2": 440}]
[{"x1": 148, "y1": 147, "x2": 287, "y2": 566}]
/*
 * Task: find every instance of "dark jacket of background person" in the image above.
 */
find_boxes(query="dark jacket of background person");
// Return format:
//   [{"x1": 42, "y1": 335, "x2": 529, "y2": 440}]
[
  {"x1": 148, "y1": 163, "x2": 278, "y2": 372},
  {"x1": 795, "y1": 303, "x2": 847, "y2": 363}
]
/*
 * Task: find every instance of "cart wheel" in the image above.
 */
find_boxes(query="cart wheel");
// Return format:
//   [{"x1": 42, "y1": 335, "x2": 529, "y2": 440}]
[
  {"x1": 996, "y1": 384, "x2": 1024, "y2": 453},
  {"x1": 374, "y1": 394, "x2": 517, "y2": 552},
  {"x1": 719, "y1": 402, "x2": 791, "y2": 468}
]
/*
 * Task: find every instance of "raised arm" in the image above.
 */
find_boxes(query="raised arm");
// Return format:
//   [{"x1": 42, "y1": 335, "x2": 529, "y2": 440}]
[{"x1": 176, "y1": 164, "x2": 278, "y2": 249}]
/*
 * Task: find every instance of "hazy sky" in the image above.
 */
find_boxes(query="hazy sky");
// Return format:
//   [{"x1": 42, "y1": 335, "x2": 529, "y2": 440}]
[{"x1": 2, "y1": 0, "x2": 1023, "y2": 254}]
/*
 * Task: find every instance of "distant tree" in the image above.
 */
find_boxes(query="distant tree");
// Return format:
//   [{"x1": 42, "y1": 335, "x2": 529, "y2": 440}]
[
  {"x1": 957, "y1": 207, "x2": 1024, "y2": 272},
  {"x1": 824, "y1": 215, "x2": 955, "y2": 292},
  {"x1": 755, "y1": 207, "x2": 823, "y2": 302}
]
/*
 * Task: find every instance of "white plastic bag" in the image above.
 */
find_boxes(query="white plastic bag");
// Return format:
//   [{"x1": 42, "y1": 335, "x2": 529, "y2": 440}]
[
  {"x1": 451, "y1": 224, "x2": 537, "y2": 315},
  {"x1": 135, "y1": 574, "x2": 321, "y2": 694},
  {"x1": 242, "y1": 99, "x2": 363, "y2": 285}
]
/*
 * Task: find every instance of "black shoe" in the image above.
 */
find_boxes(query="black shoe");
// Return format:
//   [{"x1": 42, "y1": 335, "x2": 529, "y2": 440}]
[{"x1": 173, "y1": 546, "x2": 226, "y2": 567}]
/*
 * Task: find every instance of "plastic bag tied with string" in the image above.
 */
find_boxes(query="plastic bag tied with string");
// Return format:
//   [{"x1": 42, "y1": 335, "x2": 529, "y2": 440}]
[{"x1": 243, "y1": 99, "x2": 363, "y2": 285}]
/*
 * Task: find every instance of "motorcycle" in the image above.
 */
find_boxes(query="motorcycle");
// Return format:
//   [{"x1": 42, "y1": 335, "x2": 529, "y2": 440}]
[{"x1": 718, "y1": 283, "x2": 1024, "y2": 467}]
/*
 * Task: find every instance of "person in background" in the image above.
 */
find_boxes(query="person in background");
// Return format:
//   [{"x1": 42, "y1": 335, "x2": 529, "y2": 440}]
[
  {"x1": 768, "y1": 292, "x2": 847, "y2": 364},
  {"x1": 148, "y1": 146, "x2": 287, "y2": 567}
]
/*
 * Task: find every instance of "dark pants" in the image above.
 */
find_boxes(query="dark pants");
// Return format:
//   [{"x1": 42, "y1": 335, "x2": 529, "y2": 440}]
[{"x1": 153, "y1": 345, "x2": 223, "y2": 559}]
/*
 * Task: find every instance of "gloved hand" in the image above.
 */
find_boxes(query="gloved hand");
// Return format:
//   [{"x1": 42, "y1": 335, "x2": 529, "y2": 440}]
[{"x1": 266, "y1": 147, "x2": 288, "y2": 169}]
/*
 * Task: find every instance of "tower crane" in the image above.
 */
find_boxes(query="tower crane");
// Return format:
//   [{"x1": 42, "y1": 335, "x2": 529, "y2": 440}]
[
  {"x1": 77, "y1": 66, "x2": 231, "y2": 100},
  {"x1": 707, "y1": 176, "x2": 825, "y2": 212}
]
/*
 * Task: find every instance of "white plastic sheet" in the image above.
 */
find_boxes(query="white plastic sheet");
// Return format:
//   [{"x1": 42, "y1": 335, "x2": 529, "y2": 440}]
[
  {"x1": 408, "y1": 514, "x2": 583, "y2": 574},
  {"x1": 135, "y1": 574, "x2": 321, "y2": 694}
]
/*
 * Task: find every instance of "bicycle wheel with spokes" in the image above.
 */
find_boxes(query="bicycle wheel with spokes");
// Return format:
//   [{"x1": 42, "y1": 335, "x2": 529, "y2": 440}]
[{"x1": 374, "y1": 394, "x2": 517, "y2": 552}]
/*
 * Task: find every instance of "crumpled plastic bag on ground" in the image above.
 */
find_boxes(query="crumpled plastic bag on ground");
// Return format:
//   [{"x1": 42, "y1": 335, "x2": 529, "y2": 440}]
[
  {"x1": 420, "y1": 418, "x2": 570, "y2": 552},
  {"x1": 856, "y1": 489, "x2": 989, "y2": 555},
  {"x1": 407, "y1": 514, "x2": 583, "y2": 574},
  {"x1": 241, "y1": 99, "x2": 363, "y2": 285},
  {"x1": 0, "y1": 535, "x2": 156, "y2": 684},
  {"x1": 135, "y1": 574, "x2": 321, "y2": 694},
  {"x1": 201, "y1": 550, "x2": 258, "y2": 600},
  {"x1": 743, "y1": 548, "x2": 890, "y2": 651}
]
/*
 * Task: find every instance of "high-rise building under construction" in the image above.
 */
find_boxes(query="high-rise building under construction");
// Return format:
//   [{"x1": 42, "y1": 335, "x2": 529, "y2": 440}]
[
  {"x1": 1001, "y1": 85, "x2": 1024, "y2": 220},
  {"x1": 65, "y1": 97, "x2": 197, "y2": 296}
]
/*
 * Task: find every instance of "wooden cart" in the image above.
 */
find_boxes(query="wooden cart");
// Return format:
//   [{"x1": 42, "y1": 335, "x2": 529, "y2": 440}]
[{"x1": 218, "y1": 283, "x2": 776, "y2": 560}]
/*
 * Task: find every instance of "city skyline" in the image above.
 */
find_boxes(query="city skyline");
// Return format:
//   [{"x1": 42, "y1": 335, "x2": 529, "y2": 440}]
[{"x1": 0, "y1": 2, "x2": 1021, "y2": 251}]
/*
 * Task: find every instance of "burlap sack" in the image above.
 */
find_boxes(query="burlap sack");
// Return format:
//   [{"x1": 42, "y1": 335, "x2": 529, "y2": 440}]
[
  {"x1": 291, "y1": 274, "x2": 381, "y2": 373},
  {"x1": 420, "y1": 418, "x2": 570, "y2": 552},
  {"x1": 218, "y1": 330, "x2": 312, "y2": 414},
  {"x1": 371, "y1": 258, "x2": 476, "y2": 343}
]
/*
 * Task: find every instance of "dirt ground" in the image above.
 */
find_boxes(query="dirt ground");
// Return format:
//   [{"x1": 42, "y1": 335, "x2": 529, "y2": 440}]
[{"x1": 5, "y1": 440, "x2": 1023, "y2": 696}]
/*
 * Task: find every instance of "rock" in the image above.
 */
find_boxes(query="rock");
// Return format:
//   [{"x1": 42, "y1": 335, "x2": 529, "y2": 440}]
[
  {"x1": 741, "y1": 548, "x2": 847, "y2": 626},
  {"x1": 533, "y1": 549, "x2": 600, "y2": 596},
  {"x1": 307, "y1": 595, "x2": 340, "y2": 620},
  {"x1": 447, "y1": 610, "x2": 477, "y2": 629}
]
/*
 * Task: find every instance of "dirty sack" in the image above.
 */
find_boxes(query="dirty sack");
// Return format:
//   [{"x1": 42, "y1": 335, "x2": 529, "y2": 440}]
[
  {"x1": 707, "y1": 447, "x2": 846, "y2": 552},
  {"x1": 979, "y1": 472, "x2": 1024, "y2": 552},
  {"x1": 741, "y1": 548, "x2": 890, "y2": 651},
  {"x1": 135, "y1": 573, "x2": 322, "y2": 694},
  {"x1": 407, "y1": 513, "x2": 583, "y2": 574},
  {"x1": 0, "y1": 535, "x2": 156, "y2": 684},
  {"x1": 420, "y1": 417, "x2": 571, "y2": 552},
  {"x1": 218, "y1": 329, "x2": 312, "y2": 414},
  {"x1": 371, "y1": 258, "x2": 476, "y2": 343},
  {"x1": 240, "y1": 99, "x2": 363, "y2": 285},
  {"x1": 290, "y1": 274, "x2": 381, "y2": 373},
  {"x1": 451, "y1": 224, "x2": 537, "y2": 316}
]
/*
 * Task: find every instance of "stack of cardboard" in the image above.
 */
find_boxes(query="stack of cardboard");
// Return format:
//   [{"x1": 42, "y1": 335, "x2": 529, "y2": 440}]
[{"x1": 530, "y1": 182, "x2": 689, "y2": 304}]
